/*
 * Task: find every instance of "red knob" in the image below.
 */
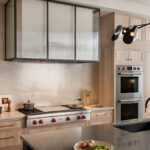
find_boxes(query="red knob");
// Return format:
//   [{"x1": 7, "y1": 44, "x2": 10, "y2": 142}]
[
  {"x1": 119, "y1": 67, "x2": 122, "y2": 70},
  {"x1": 77, "y1": 116, "x2": 82, "y2": 120},
  {"x1": 124, "y1": 67, "x2": 127, "y2": 70},
  {"x1": 39, "y1": 120, "x2": 44, "y2": 124},
  {"x1": 82, "y1": 115, "x2": 86, "y2": 119},
  {"x1": 51, "y1": 118, "x2": 56, "y2": 123},
  {"x1": 33, "y1": 120, "x2": 38, "y2": 125},
  {"x1": 66, "y1": 117, "x2": 71, "y2": 121}
]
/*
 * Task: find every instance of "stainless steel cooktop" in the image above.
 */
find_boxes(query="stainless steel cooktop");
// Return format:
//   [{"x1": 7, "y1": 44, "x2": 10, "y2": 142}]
[{"x1": 19, "y1": 105, "x2": 91, "y2": 128}]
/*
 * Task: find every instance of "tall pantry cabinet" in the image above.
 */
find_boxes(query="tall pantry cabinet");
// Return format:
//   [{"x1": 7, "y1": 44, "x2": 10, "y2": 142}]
[{"x1": 99, "y1": 12, "x2": 150, "y2": 122}]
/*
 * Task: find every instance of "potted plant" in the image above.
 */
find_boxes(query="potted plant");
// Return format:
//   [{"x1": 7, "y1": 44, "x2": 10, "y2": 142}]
[{"x1": 84, "y1": 89, "x2": 91, "y2": 106}]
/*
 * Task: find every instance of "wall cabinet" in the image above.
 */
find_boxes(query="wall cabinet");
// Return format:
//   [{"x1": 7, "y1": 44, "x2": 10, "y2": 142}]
[
  {"x1": 5, "y1": 0, "x2": 100, "y2": 62},
  {"x1": 116, "y1": 50, "x2": 142, "y2": 65},
  {"x1": 130, "y1": 17, "x2": 142, "y2": 40},
  {"x1": 115, "y1": 13, "x2": 142, "y2": 40},
  {"x1": 146, "y1": 19, "x2": 150, "y2": 41}
]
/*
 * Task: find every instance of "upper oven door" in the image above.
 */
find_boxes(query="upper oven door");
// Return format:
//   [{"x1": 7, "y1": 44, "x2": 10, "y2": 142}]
[{"x1": 116, "y1": 72, "x2": 143, "y2": 99}]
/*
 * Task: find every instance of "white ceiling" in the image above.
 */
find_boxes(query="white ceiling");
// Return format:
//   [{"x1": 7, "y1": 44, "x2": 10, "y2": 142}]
[{"x1": 126, "y1": 0, "x2": 150, "y2": 6}]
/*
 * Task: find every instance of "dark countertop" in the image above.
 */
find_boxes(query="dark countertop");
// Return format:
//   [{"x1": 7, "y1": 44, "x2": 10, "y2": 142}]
[{"x1": 21, "y1": 124, "x2": 150, "y2": 150}]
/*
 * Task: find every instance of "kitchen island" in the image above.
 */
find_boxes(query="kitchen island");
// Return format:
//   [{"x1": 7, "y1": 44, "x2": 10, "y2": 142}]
[{"x1": 21, "y1": 123, "x2": 150, "y2": 150}]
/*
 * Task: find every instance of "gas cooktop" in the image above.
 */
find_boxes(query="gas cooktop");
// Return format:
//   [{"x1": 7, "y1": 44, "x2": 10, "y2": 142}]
[
  {"x1": 18, "y1": 105, "x2": 87, "y2": 116},
  {"x1": 18, "y1": 108, "x2": 43, "y2": 115},
  {"x1": 18, "y1": 105, "x2": 91, "y2": 128}
]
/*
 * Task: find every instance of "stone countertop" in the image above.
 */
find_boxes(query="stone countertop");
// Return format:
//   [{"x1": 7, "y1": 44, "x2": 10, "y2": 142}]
[
  {"x1": 86, "y1": 106, "x2": 114, "y2": 111},
  {"x1": 21, "y1": 123, "x2": 150, "y2": 150},
  {"x1": 0, "y1": 106, "x2": 114, "y2": 121},
  {"x1": 0, "y1": 111, "x2": 26, "y2": 120}
]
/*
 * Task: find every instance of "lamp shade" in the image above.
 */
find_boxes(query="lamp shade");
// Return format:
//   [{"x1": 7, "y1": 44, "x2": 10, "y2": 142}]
[
  {"x1": 112, "y1": 25, "x2": 123, "y2": 41},
  {"x1": 123, "y1": 26, "x2": 138, "y2": 44}
]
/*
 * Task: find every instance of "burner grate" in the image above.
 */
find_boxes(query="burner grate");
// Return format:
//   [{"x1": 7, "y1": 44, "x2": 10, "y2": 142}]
[{"x1": 18, "y1": 108, "x2": 44, "y2": 115}]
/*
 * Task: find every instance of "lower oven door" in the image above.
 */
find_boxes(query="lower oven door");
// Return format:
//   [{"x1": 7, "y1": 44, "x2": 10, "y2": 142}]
[{"x1": 116, "y1": 99, "x2": 142, "y2": 122}]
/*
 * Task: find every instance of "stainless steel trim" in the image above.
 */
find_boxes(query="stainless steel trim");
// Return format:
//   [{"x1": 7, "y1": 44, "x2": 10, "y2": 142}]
[
  {"x1": 26, "y1": 110, "x2": 91, "y2": 127},
  {"x1": 118, "y1": 73, "x2": 142, "y2": 75},
  {"x1": 27, "y1": 110, "x2": 91, "y2": 119},
  {"x1": 118, "y1": 99, "x2": 142, "y2": 103}
]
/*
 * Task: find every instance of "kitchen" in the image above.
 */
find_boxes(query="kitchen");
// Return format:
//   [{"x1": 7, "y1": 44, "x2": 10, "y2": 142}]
[{"x1": 1, "y1": 0, "x2": 150, "y2": 150}]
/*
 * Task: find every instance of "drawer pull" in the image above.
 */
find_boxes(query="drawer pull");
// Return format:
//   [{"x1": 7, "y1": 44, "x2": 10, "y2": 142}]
[
  {"x1": 0, "y1": 124, "x2": 14, "y2": 128},
  {"x1": 0, "y1": 136, "x2": 14, "y2": 140}
]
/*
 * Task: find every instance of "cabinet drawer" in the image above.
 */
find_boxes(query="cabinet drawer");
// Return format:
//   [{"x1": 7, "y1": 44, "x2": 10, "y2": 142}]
[
  {"x1": 90, "y1": 110, "x2": 113, "y2": 125},
  {"x1": 0, "y1": 121, "x2": 17, "y2": 130},
  {"x1": 0, "y1": 145, "x2": 22, "y2": 150},
  {"x1": 0, "y1": 130, "x2": 19, "y2": 148}
]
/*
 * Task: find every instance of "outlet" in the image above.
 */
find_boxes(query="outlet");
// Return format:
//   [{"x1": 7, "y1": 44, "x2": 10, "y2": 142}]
[{"x1": 0, "y1": 95, "x2": 12, "y2": 112}]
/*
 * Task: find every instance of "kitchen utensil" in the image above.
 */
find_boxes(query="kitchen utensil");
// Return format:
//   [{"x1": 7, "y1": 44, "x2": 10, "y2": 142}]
[
  {"x1": 24, "y1": 100, "x2": 34, "y2": 111},
  {"x1": 74, "y1": 140, "x2": 114, "y2": 150},
  {"x1": 68, "y1": 104, "x2": 84, "y2": 109}
]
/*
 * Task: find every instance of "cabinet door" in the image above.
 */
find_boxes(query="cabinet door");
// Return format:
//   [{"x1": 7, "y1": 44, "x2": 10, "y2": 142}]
[
  {"x1": 115, "y1": 13, "x2": 129, "y2": 28},
  {"x1": 6, "y1": 0, "x2": 15, "y2": 59},
  {"x1": 129, "y1": 51, "x2": 142, "y2": 64},
  {"x1": 130, "y1": 17, "x2": 142, "y2": 40},
  {"x1": 76, "y1": 7, "x2": 99, "y2": 61},
  {"x1": 17, "y1": 0, "x2": 47, "y2": 59},
  {"x1": 48, "y1": 2, "x2": 75, "y2": 60},
  {"x1": 116, "y1": 50, "x2": 129, "y2": 64},
  {"x1": 144, "y1": 52, "x2": 150, "y2": 117},
  {"x1": 146, "y1": 19, "x2": 150, "y2": 40}
]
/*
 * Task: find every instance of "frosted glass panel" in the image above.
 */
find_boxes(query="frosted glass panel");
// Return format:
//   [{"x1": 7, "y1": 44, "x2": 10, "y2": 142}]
[
  {"x1": 17, "y1": 0, "x2": 47, "y2": 59},
  {"x1": 6, "y1": 0, "x2": 15, "y2": 59},
  {"x1": 76, "y1": 7, "x2": 99, "y2": 61},
  {"x1": 49, "y1": 2, "x2": 74, "y2": 60}
]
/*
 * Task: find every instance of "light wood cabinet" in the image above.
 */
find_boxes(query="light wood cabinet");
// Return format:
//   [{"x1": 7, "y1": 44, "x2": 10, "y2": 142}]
[
  {"x1": 130, "y1": 17, "x2": 142, "y2": 40},
  {"x1": 115, "y1": 13, "x2": 143, "y2": 40},
  {"x1": 115, "y1": 13, "x2": 129, "y2": 28},
  {"x1": 146, "y1": 19, "x2": 150, "y2": 41},
  {"x1": 90, "y1": 110, "x2": 113, "y2": 126},
  {"x1": 143, "y1": 51, "x2": 150, "y2": 119},
  {"x1": 116, "y1": 50, "x2": 142, "y2": 65},
  {"x1": 0, "y1": 119, "x2": 26, "y2": 149}
]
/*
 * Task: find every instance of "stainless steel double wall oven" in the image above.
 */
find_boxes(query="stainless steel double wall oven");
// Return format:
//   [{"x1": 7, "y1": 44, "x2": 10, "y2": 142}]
[{"x1": 116, "y1": 65, "x2": 143, "y2": 122}]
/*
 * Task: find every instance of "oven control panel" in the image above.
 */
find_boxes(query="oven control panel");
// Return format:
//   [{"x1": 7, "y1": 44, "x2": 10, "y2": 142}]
[
  {"x1": 27, "y1": 113, "x2": 90, "y2": 127},
  {"x1": 117, "y1": 66, "x2": 143, "y2": 72}
]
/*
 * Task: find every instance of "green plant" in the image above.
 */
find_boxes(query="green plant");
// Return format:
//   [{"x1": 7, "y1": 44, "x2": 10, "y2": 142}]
[{"x1": 85, "y1": 89, "x2": 91, "y2": 96}]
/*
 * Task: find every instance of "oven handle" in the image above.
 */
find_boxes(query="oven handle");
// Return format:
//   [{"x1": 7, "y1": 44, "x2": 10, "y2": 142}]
[
  {"x1": 118, "y1": 73, "x2": 142, "y2": 75},
  {"x1": 118, "y1": 99, "x2": 142, "y2": 103}
]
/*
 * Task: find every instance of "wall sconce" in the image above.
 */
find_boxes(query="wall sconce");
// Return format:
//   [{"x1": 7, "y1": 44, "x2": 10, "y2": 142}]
[{"x1": 112, "y1": 22, "x2": 150, "y2": 44}]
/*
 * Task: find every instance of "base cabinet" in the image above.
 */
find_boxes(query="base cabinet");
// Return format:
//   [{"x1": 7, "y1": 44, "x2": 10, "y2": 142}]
[
  {"x1": 0, "y1": 119, "x2": 26, "y2": 150},
  {"x1": 90, "y1": 110, "x2": 113, "y2": 126},
  {"x1": 0, "y1": 109, "x2": 113, "y2": 149},
  {"x1": 27, "y1": 109, "x2": 113, "y2": 134}
]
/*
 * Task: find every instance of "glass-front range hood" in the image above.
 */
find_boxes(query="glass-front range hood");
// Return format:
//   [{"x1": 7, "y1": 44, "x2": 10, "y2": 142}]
[{"x1": 5, "y1": 0, "x2": 100, "y2": 63}]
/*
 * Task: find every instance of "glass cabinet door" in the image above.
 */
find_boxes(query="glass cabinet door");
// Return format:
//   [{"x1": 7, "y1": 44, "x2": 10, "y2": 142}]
[
  {"x1": 17, "y1": 0, "x2": 47, "y2": 59},
  {"x1": 76, "y1": 7, "x2": 100, "y2": 61},
  {"x1": 48, "y1": 2, "x2": 75, "y2": 60},
  {"x1": 6, "y1": 0, "x2": 15, "y2": 59}
]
